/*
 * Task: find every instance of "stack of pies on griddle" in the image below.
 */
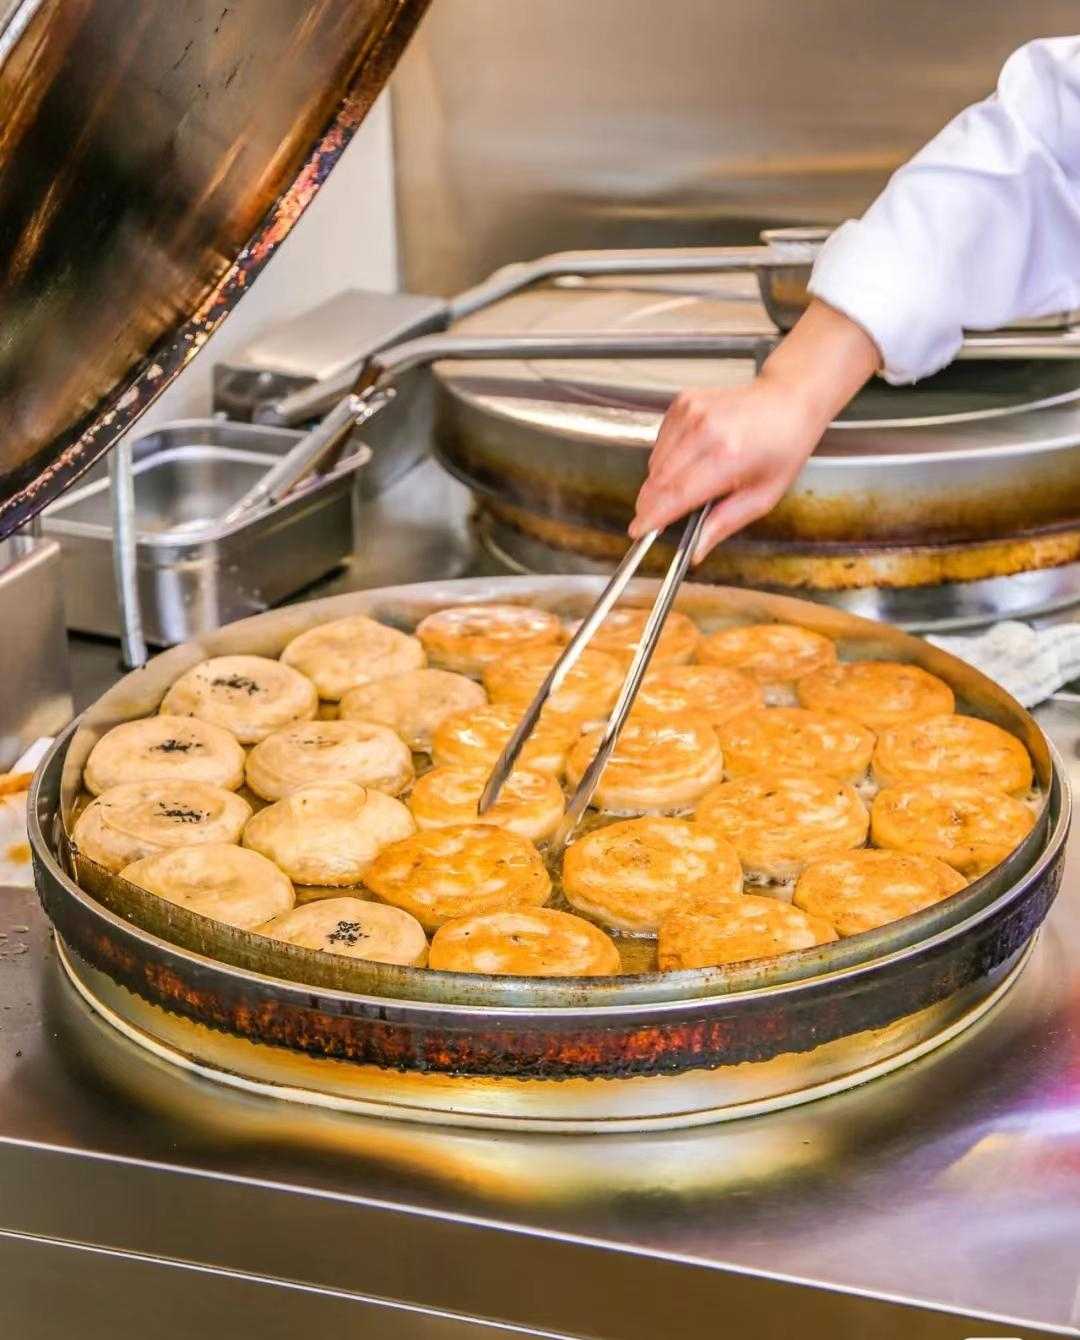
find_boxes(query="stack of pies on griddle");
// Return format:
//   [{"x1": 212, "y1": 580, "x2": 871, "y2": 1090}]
[{"x1": 72, "y1": 606, "x2": 1038, "y2": 979}]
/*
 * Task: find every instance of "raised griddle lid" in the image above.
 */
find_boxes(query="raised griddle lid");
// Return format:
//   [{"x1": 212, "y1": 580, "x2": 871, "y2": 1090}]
[{"x1": 0, "y1": 0, "x2": 429, "y2": 539}]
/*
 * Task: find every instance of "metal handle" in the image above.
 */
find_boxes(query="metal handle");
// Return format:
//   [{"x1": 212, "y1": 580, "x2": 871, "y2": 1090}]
[{"x1": 956, "y1": 329, "x2": 1080, "y2": 359}]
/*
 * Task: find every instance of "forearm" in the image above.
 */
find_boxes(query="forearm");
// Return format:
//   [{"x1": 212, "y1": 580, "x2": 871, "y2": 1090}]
[{"x1": 758, "y1": 299, "x2": 881, "y2": 433}]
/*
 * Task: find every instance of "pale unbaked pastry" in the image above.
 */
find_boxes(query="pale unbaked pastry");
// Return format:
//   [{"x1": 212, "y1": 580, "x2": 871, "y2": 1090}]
[
  {"x1": 363, "y1": 823, "x2": 550, "y2": 932},
  {"x1": 408, "y1": 766, "x2": 565, "y2": 842},
  {"x1": 872, "y1": 713, "x2": 1033, "y2": 795},
  {"x1": 429, "y1": 907, "x2": 620, "y2": 977},
  {"x1": 696, "y1": 624, "x2": 837, "y2": 703},
  {"x1": 870, "y1": 781, "x2": 1035, "y2": 878},
  {"x1": 245, "y1": 720, "x2": 414, "y2": 801},
  {"x1": 696, "y1": 770, "x2": 869, "y2": 882},
  {"x1": 797, "y1": 660, "x2": 954, "y2": 732},
  {"x1": 161, "y1": 655, "x2": 317, "y2": 744},
  {"x1": 339, "y1": 668, "x2": 487, "y2": 752},
  {"x1": 415, "y1": 604, "x2": 562, "y2": 676},
  {"x1": 432, "y1": 702, "x2": 579, "y2": 777},
  {"x1": 280, "y1": 615, "x2": 425, "y2": 701},
  {"x1": 72, "y1": 780, "x2": 251, "y2": 874},
  {"x1": 793, "y1": 849, "x2": 966, "y2": 937},
  {"x1": 562, "y1": 816, "x2": 743, "y2": 933},
  {"x1": 120, "y1": 844, "x2": 294, "y2": 929},
  {"x1": 566, "y1": 714, "x2": 724, "y2": 814},
  {"x1": 84, "y1": 715, "x2": 245, "y2": 795},
  {"x1": 658, "y1": 898, "x2": 837, "y2": 970},
  {"x1": 717, "y1": 707, "x2": 875, "y2": 784},
  {"x1": 258, "y1": 896, "x2": 428, "y2": 967},
  {"x1": 242, "y1": 781, "x2": 415, "y2": 886}
]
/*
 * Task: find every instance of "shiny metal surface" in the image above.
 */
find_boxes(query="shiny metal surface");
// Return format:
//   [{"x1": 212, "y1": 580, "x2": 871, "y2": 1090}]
[
  {"x1": 0, "y1": 0, "x2": 429, "y2": 537},
  {"x1": 392, "y1": 0, "x2": 1080, "y2": 295},
  {"x1": 0, "y1": 535, "x2": 71, "y2": 769},
  {"x1": 0, "y1": 691, "x2": 1078, "y2": 1330},
  {"x1": 43, "y1": 420, "x2": 368, "y2": 645}
]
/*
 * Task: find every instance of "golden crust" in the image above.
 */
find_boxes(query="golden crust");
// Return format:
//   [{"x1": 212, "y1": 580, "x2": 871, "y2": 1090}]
[
  {"x1": 416, "y1": 604, "x2": 562, "y2": 676},
  {"x1": 870, "y1": 781, "x2": 1035, "y2": 877},
  {"x1": 72, "y1": 780, "x2": 252, "y2": 874},
  {"x1": 245, "y1": 720, "x2": 414, "y2": 802},
  {"x1": 408, "y1": 766, "x2": 565, "y2": 842},
  {"x1": 432, "y1": 702, "x2": 578, "y2": 777},
  {"x1": 241, "y1": 781, "x2": 415, "y2": 887},
  {"x1": 562, "y1": 816, "x2": 743, "y2": 933},
  {"x1": 258, "y1": 896, "x2": 428, "y2": 967},
  {"x1": 793, "y1": 849, "x2": 967, "y2": 937},
  {"x1": 718, "y1": 707, "x2": 875, "y2": 783},
  {"x1": 566, "y1": 715, "x2": 724, "y2": 814},
  {"x1": 363, "y1": 823, "x2": 551, "y2": 932},
  {"x1": 872, "y1": 713, "x2": 1033, "y2": 794},
  {"x1": 696, "y1": 770, "x2": 869, "y2": 881},
  {"x1": 161, "y1": 655, "x2": 317, "y2": 744},
  {"x1": 280, "y1": 616, "x2": 425, "y2": 701},
  {"x1": 633, "y1": 664, "x2": 764, "y2": 730},
  {"x1": 572, "y1": 605, "x2": 699, "y2": 666},
  {"x1": 658, "y1": 898, "x2": 838, "y2": 970},
  {"x1": 797, "y1": 660, "x2": 954, "y2": 731},
  {"x1": 696, "y1": 624, "x2": 836, "y2": 698},
  {"x1": 120, "y1": 844, "x2": 294, "y2": 930},
  {"x1": 83, "y1": 715, "x2": 245, "y2": 795},
  {"x1": 339, "y1": 668, "x2": 486, "y2": 752},
  {"x1": 483, "y1": 644, "x2": 624, "y2": 721},
  {"x1": 429, "y1": 907, "x2": 620, "y2": 977}
]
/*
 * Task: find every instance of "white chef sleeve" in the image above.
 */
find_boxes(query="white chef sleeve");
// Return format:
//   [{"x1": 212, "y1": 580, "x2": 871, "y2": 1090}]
[{"x1": 807, "y1": 37, "x2": 1080, "y2": 384}]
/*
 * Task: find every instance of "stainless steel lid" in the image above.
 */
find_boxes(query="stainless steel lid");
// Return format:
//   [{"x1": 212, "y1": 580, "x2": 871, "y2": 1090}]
[{"x1": 0, "y1": 0, "x2": 429, "y2": 538}]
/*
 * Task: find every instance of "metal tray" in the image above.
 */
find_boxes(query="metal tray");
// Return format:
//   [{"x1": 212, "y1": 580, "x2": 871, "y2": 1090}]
[
  {"x1": 43, "y1": 420, "x2": 370, "y2": 646},
  {"x1": 29, "y1": 577, "x2": 1070, "y2": 1130}
]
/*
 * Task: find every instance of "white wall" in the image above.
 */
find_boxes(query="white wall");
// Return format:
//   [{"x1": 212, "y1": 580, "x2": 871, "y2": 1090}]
[{"x1": 132, "y1": 92, "x2": 399, "y2": 430}]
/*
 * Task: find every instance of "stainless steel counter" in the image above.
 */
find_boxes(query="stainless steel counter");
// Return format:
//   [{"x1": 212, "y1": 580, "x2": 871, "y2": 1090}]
[{"x1": 6, "y1": 459, "x2": 1080, "y2": 1338}]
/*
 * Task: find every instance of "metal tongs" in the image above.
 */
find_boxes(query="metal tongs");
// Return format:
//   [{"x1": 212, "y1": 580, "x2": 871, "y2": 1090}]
[{"x1": 478, "y1": 505, "x2": 711, "y2": 857}]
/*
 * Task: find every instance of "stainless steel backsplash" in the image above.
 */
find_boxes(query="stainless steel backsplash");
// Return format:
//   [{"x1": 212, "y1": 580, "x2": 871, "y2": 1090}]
[{"x1": 391, "y1": 0, "x2": 1077, "y2": 294}]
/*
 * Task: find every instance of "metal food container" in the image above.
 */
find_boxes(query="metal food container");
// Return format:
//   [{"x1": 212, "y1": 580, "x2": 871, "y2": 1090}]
[
  {"x1": 43, "y1": 420, "x2": 370, "y2": 645},
  {"x1": 29, "y1": 575, "x2": 1069, "y2": 1131}
]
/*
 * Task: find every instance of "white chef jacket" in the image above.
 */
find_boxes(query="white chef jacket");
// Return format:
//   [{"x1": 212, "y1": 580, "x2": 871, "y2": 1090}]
[{"x1": 808, "y1": 36, "x2": 1080, "y2": 384}]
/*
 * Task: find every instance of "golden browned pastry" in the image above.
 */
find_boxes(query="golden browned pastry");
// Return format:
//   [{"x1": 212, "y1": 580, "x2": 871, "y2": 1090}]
[
  {"x1": 797, "y1": 660, "x2": 954, "y2": 731},
  {"x1": 870, "y1": 781, "x2": 1035, "y2": 877},
  {"x1": 696, "y1": 623, "x2": 837, "y2": 702},
  {"x1": 245, "y1": 720, "x2": 414, "y2": 801},
  {"x1": 483, "y1": 644, "x2": 624, "y2": 721},
  {"x1": 566, "y1": 715, "x2": 724, "y2": 814},
  {"x1": 120, "y1": 844, "x2": 294, "y2": 929},
  {"x1": 408, "y1": 766, "x2": 565, "y2": 842},
  {"x1": 562, "y1": 816, "x2": 743, "y2": 933},
  {"x1": 658, "y1": 898, "x2": 838, "y2": 970},
  {"x1": 432, "y1": 702, "x2": 579, "y2": 777},
  {"x1": 696, "y1": 770, "x2": 868, "y2": 882},
  {"x1": 280, "y1": 615, "x2": 425, "y2": 701},
  {"x1": 633, "y1": 663, "x2": 764, "y2": 731},
  {"x1": 83, "y1": 715, "x2": 245, "y2": 795},
  {"x1": 872, "y1": 713, "x2": 1033, "y2": 795},
  {"x1": 717, "y1": 707, "x2": 875, "y2": 784},
  {"x1": 258, "y1": 896, "x2": 428, "y2": 967},
  {"x1": 429, "y1": 907, "x2": 620, "y2": 977},
  {"x1": 573, "y1": 605, "x2": 699, "y2": 666},
  {"x1": 72, "y1": 780, "x2": 251, "y2": 874},
  {"x1": 338, "y1": 668, "x2": 487, "y2": 752},
  {"x1": 415, "y1": 603, "x2": 562, "y2": 676},
  {"x1": 363, "y1": 823, "x2": 550, "y2": 931},
  {"x1": 242, "y1": 781, "x2": 415, "y2": 886},
  {"x1": 161, "y1": 655, "x2": 317, "y2": 744},
  {"x1": 793, "y1": 849, "x2": 967, "y2": 937}
]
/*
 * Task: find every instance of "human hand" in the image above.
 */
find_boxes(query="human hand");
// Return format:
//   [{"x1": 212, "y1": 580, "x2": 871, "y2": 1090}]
[{"x1": 629, "y1": 299, "x2": 881, "y2": 562}]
